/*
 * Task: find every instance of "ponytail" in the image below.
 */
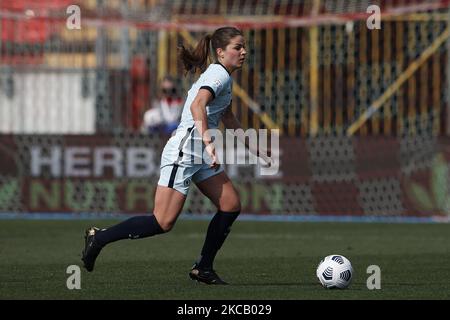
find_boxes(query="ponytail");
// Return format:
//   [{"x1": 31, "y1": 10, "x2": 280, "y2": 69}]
[{"x1": 178, "y1": 34, "x2": 212, "y2": 74}]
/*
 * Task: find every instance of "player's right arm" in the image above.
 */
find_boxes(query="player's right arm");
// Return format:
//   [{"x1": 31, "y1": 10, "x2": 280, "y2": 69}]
[
  {"x1": 190, "y1": 89, "x2": 219, "y2": 169},
  {"x1": 190, "y1": 88, "x2": 213, "y2": 144}
]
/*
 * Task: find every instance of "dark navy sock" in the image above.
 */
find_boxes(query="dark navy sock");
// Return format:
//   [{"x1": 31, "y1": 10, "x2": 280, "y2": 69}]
[
  {"x1": 197, "y1": 210, "x2": 240, "y2": 270},
  {"x1": 95, "y1": 215, "x2": 164, "y2": 247}
]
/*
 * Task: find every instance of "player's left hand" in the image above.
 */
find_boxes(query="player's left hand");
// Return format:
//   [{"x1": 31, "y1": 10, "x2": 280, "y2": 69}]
[{"x1": 258, "y1": 147, "x2": 272, "y2": 167}]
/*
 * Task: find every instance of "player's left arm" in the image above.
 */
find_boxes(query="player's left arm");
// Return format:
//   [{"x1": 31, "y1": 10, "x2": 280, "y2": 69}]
[
  {"x1": 221, "y1": 103, "x2": 241, "y2": 131},
  {"x1": 221, "y1": 105, "x2": 271, "y2": 161}
]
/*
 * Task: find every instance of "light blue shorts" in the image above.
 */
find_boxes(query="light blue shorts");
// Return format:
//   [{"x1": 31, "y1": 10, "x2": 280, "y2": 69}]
[
  {"x1": 157, "y1": 127, "x2": 224, "y2": 195},
  {"x1": 158, "y1": 162, "x2": 224, "y2": 195}
]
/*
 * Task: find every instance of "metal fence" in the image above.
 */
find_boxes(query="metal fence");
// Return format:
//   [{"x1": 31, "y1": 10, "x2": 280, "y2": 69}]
[{"x1": 2, "y1": 0, "x2": 450, "y2": 136}]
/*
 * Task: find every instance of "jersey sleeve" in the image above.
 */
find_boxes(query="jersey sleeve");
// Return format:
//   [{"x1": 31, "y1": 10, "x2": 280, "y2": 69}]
[{"x1": 198, "y1": 67, "x2": 229, "y2": 100}]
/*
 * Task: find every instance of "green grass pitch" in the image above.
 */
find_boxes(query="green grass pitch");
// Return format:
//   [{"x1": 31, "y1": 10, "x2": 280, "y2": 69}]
[{"x1": 0, "y1": 219, "x2": 449, "y2": 299}]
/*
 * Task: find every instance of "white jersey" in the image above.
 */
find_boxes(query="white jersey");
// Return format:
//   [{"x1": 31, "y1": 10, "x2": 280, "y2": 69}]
[
  {"x1": 179, "y1": 63, "x2": 232, "y2": 131},
  {"x1": 161, "y1": 63, "x2": 232, "y2": 164}
]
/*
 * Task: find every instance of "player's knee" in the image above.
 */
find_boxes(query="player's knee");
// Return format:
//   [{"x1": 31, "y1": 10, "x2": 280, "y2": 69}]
[
  {"x1": 154, "y1": 215, "x2": 176, "y2": 233},
  {"x1": 231, "y1": 200, "x2": 241, "y2": 213},
  {"x1": 232, "y1": 193, "x2": 241, "y2": 212},
  {"x1": 158, "y1": 220, "x2": 175, "y2": 232},
  {"x1": 221, "y1": 195, "x2": 241, "y2": 212}
]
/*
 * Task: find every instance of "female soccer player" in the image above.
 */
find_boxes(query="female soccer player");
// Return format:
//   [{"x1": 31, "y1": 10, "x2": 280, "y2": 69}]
[{"x1": 82, "y1": 26, "x2": 270, "y2": 285}]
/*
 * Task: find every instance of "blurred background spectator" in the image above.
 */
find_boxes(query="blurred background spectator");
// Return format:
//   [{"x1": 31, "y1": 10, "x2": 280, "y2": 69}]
[{"x1": 142, "y1": 75, "x2": 183, "y2": 135}]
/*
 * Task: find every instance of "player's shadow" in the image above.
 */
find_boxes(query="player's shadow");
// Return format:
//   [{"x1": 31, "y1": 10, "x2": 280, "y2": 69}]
[
  {"x1": 231, "y1": 282, "x2": 371, "y2": 291},
  {"x1": 231, "y1": 282, "x2": 317, "y2": 287}
]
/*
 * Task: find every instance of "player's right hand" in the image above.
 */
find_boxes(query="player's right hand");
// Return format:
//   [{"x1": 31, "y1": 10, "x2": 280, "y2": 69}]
[{"x1": 205, "y1": 143, "x2": 220, "y2": 171}]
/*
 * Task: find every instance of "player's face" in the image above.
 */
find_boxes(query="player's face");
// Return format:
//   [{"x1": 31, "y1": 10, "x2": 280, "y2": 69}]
[{"x1": 220, "y1": 36, "x2": 247, "y2": 72}]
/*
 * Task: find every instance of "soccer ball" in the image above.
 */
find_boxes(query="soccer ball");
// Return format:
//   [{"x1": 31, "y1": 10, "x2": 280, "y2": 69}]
[{"x1": 316, "y1": 254, "x2": 353, "y2": 289}]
